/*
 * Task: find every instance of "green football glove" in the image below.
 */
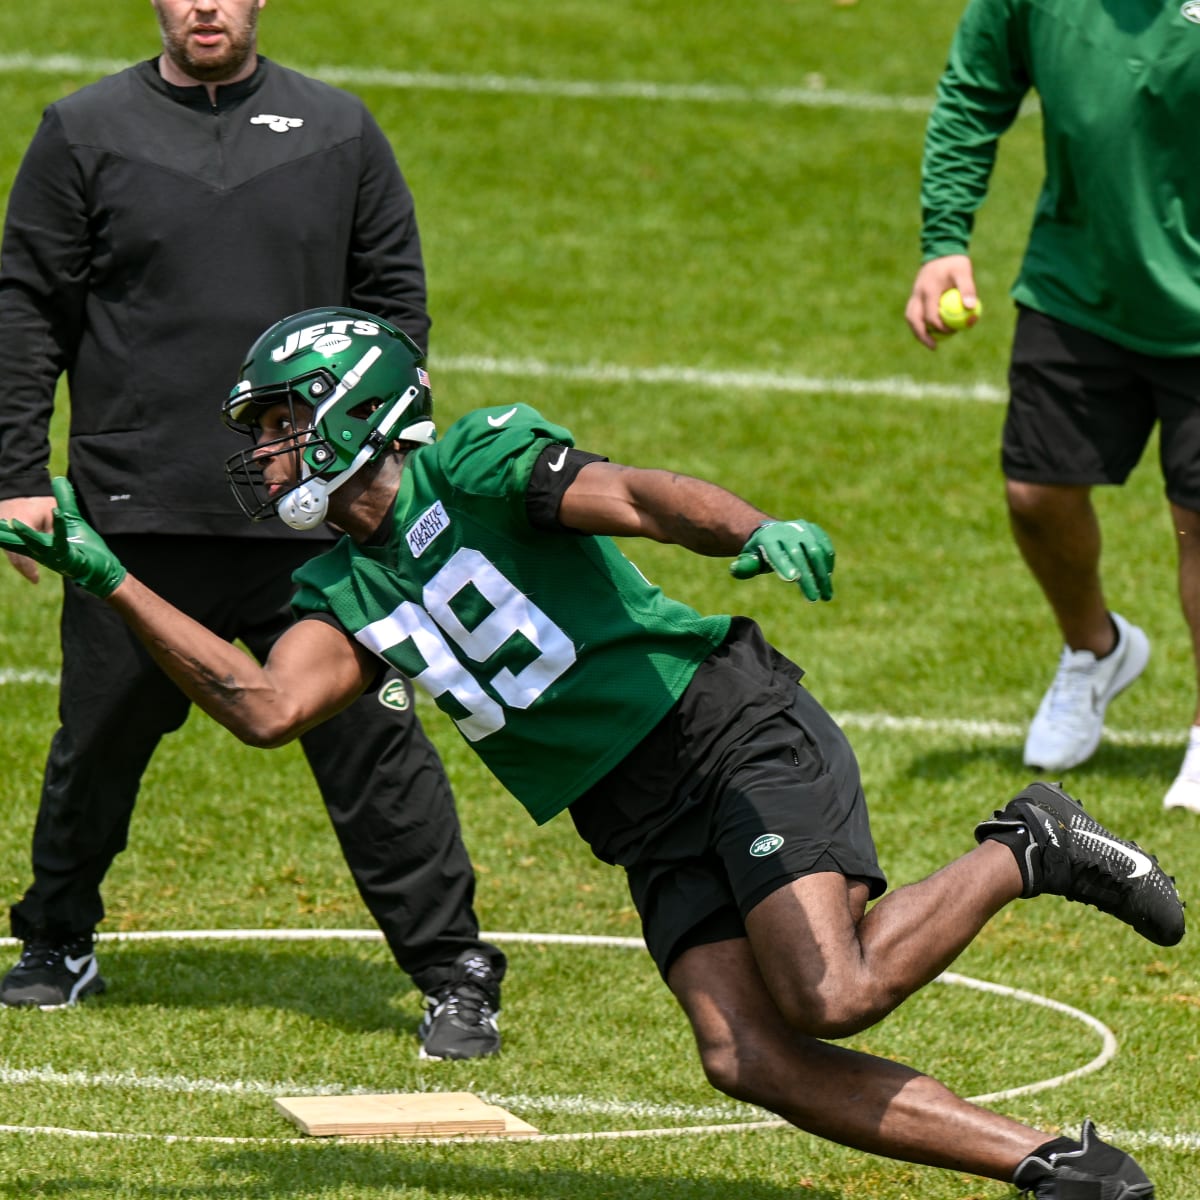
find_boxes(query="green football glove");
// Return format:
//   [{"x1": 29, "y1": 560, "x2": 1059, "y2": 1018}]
[
  {"x1": 0, "y1": 477, "x2": 127, "y2": 597},
  {"x1": 730, "y1": 519, "x2": 835, "y2": 602}
]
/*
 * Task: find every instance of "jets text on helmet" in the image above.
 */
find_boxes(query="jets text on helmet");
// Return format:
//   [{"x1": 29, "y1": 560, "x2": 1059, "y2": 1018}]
[{"x1": 271, "y1": 319, "x2": 382, "y2": 363}]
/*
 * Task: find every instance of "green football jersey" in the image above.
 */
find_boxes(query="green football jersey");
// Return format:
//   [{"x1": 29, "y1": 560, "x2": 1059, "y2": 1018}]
[{"x1": 292, "y1": 404, "x2": 730, "y2": 824}]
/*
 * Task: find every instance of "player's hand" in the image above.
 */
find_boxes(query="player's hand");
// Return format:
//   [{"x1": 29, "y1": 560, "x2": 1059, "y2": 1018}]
[
  {"x1": 731, "y1": 520, "x2": 835, "y2": 601},
  {"x1": 0, "y1": 477, "x2": 126, "y2": 597}
]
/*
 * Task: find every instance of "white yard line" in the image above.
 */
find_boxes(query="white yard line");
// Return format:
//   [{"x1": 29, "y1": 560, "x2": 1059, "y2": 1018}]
[
  {"x1": 0, "y1": 53, "x2": 1045, "y2": 121},
  {"x1": 1, "y1": 674, "x2": 1184, "y2": 749},
  {"x1": 0, "y1": 668, "x2": 58, "y2": 686},
  {"x1": 435, "y1": 354, "x2": 1006, "y2": 404},
  {"x1": 831, "y1": 710, "x2": 1186, "y2": 749},
  {"x1": 0, "y1": 53, "x2": 935, "y2": 114}
]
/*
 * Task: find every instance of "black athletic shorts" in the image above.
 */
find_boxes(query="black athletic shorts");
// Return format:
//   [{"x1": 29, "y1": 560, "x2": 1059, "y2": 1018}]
[
  {"x1": 568, "y1": 618, "x2": 886, "y2": 978},
  {"x1": 1003, "y1": 306, "x2": 1200, "y2": 509}
]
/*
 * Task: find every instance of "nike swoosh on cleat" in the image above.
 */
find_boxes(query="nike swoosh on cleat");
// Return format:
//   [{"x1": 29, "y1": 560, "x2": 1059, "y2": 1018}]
[
  {"x1": 1077, "y1": 831, "x2": 1153, "y2": 880},
  {"x1": 64, "y1": 954, "x2": 93, "y2": 974},
  {"x1": 487, "y1": 407, "x2": 518, "y2": 427}
]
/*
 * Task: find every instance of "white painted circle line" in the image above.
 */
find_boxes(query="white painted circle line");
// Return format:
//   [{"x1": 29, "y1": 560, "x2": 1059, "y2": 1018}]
[
  {"x1": 935, "y1": 971, "x2": 1117, "y2": 1103},
  {"x1": 0, "y1": 928, "x2": 1118, "y2": 1146}
]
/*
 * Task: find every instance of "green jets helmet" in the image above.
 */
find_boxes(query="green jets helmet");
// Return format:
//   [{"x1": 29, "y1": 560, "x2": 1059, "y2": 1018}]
[{"x1": 222, "y1": 307, "x2": 436, "y2": 530}]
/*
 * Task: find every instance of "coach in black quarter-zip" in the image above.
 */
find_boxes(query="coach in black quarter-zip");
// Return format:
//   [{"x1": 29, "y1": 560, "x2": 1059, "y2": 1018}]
[{"x1": 0, "y1": 0, "x2": 506, "y2": 1062}]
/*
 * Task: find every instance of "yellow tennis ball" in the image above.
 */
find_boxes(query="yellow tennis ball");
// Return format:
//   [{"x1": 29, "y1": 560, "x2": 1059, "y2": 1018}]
[{"x1": 937, "y1": 287, "x2": 983, "y2": 332}]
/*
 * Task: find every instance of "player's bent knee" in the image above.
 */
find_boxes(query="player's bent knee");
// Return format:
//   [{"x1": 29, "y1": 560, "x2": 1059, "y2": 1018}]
[
  {"x1": 695, "y1": 1042, "x2": 742, "y2": 1098},
  {"x1": 694, "y1": 1036, "x2": 777, "y2": 1107},
  {"x1": 771, "y1": 984, "x2": 893, "y2": 1039},
  {"x1": 782, "y1": 1007, "x2": 875, "y2": 1040},
  {"x1": 693, "y1": 1026, "x2": 839, "y2": 1118}
]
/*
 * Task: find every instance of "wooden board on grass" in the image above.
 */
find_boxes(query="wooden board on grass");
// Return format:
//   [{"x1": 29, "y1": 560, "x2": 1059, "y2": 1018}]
[{"x1": 275, "y1": 1091, "x2": 539, "y2": 1139}]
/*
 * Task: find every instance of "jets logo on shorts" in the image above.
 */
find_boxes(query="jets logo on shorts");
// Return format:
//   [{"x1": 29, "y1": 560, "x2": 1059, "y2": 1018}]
[
  {"x1": 749, "y1": 833, "x2": 785, "y2": 858},
  {"x1": 378, "y1": 679, "x2": 411, "y2": 712}
]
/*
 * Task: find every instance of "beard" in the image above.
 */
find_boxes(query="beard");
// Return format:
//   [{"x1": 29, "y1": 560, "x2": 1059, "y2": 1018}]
[{"x1": 154, "y1": 3, "x2": 261, "y2": 83}]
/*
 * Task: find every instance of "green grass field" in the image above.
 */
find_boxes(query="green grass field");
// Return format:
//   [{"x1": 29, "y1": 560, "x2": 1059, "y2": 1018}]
[{"x1": 0, "y1": 3, "x2": 1197, "y2": 1197}]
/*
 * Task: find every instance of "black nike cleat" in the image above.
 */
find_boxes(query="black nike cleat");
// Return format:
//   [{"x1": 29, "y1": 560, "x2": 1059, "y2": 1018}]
[
  {"x1": 0, "y1": 932, "x2": 107, "y2": 1009},
  {"x1": 976, "y1": 781, "x2": 1185, "y2": 947},
  {"x1": 1013, "y1": 1119, "x2": 1155, "y2": 1198},
  {"x1": 418, "y1": 951, "x2": 501, "y2": 1061}
]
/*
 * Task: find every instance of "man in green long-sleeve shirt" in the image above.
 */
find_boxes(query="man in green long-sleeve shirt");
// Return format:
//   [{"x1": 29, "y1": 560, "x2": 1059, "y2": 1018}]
[{"x1": 906, "y1": 0, "x2": 1200, "y2": 812}]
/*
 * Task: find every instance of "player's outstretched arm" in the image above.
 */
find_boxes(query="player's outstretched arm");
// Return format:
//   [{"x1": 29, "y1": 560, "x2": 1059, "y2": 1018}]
[
  {"x1": 111, "y1": 577, "x2": 377, "y2": 747},
  {"x1": 0, "y1": 477, "x2": 374, "y2": 746},
  {"x1": 557, "y1": 460, "x2": 834, "y2": 601}
]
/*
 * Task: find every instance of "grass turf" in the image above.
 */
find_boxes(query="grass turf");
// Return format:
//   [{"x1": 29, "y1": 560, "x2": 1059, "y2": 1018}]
[{"x1": 0, "y1": 3, "x2": 1196, "y2": 1197}]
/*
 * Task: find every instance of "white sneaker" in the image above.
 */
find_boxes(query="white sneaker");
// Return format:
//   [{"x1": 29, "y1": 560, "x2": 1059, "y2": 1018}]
[
  {"x1": 1164, "y1": 729, "x2": 1200, "y2": 813},
  {"x1": 1023, "y1": 612, "x2": 1150, "y2": 771}
]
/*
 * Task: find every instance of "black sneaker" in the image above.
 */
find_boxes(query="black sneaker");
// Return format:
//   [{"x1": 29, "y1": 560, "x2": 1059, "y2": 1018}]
[
  {"x1": 0, "y1": 932, "x2": 106, "y2": 1009},
  {"x1": 418, "y1": 951, "x2": 501, "y2": 1061},
  {"x1": 975, "y1": 781, "x2": 1185, "y2": 946},
  {"x1": 1013, "y1": 1119, "x2": 1154, "y2": 1198}
]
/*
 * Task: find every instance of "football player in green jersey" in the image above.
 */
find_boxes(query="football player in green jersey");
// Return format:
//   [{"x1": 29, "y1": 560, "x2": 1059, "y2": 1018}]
[{"x1": 1, "y1": 307, "x2": 1181, "y2": 1199}]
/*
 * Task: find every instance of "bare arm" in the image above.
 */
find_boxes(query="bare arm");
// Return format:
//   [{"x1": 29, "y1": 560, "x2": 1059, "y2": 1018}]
[
  {"x1": 0, "y1": 477, "x2": 380, "y2": 734},
  {"x1": 557, "y1": 459, "x2": 836, "y2": 601},
  {"x1": 109, "y1": 575, "x2": 377, "y2": 748},
  {"x1": 557, "y1": 460, "x2": 771, "y2": 554}
]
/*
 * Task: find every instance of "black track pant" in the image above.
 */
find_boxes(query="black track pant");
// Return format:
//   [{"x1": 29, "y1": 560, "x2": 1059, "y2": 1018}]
[{"x1": 9, "y1": 535, "x2": 505, "y2": 998}]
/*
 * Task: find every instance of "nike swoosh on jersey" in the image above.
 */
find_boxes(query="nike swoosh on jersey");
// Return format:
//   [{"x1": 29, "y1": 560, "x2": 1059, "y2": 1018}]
[
  {"x1": 1078, "y1": 831, "x2": 1154, "y2": 879},
  {"x1": 487, "y1": 406, "x2": 519, "y2": 427},
  {"x1": 548, "y1": 446, "x2": 569, "y2": 471}
]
